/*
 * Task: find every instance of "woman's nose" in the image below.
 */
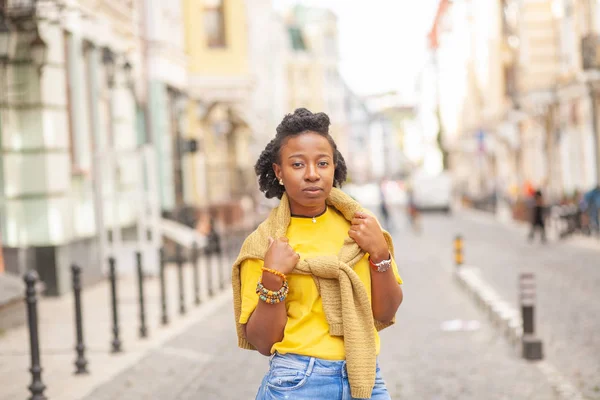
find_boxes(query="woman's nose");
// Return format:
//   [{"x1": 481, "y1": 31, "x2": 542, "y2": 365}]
[{"x1": 305, "y1": 165, "x2": 320, "y2": 181}]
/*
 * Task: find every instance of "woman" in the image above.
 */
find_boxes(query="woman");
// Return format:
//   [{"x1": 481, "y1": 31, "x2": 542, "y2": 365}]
[{"x1": 232, "y1": 108, "x2": 404, "y2": 399}]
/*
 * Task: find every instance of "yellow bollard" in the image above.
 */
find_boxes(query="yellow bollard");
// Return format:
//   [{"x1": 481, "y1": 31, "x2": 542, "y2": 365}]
[{"x1": 454, "y1": 235, "x2": 463, "y2": 267}]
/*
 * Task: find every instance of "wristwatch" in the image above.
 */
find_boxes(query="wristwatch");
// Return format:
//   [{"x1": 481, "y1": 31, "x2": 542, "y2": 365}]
[{"x1": 369, "y1": 254, "x2": 392, "y2": 272}]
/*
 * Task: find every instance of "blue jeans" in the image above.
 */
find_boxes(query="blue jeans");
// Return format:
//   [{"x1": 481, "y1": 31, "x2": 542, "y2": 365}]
[{"x1": 255, "y1": 352, "x2": 391, "y2": 400}]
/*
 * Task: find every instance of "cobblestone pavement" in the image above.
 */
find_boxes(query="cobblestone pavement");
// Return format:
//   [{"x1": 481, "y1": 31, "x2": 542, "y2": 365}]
[
  {"x1": 422, "y1": 209, "x2": 600, "y2": 400},
  {"x1": 84, "y1": 212, "x2": 557, "y2": 400}
]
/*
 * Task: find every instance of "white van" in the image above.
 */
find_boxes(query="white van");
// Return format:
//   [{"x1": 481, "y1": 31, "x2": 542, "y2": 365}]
[{"x1": 411, "y1": 172, "x2": 452, "y2": 213}]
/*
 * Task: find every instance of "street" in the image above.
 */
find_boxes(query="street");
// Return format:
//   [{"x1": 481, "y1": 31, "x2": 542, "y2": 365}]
[
  {"x1": 435, "y1": 209, "x2": 600, "y2": 400},
  {"x1": 79, "y1": 207, "x2": 596, "y2": 400}
]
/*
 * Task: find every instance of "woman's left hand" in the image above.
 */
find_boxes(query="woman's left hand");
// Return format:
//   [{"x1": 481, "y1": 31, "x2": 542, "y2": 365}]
[{"x1": 348, "y1": 211, "x2": 390, "y2": 262}]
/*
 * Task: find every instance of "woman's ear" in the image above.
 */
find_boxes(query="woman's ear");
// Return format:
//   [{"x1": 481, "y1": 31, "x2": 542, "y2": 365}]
[{"x1": 272, "y1": 163, "x2": 282, "y2": 180}]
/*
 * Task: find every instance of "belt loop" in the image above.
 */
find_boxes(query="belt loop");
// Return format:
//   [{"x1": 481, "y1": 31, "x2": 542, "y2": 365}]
[
  {"x1": 341, "y1": 361, "x2": 347, "y2": 378},
  {"x1": 305, "y1": 357, "x2": 316, "y2": 377},
  {"x1": 269, "y1": 352, "x2": 277, "y2": 363}
]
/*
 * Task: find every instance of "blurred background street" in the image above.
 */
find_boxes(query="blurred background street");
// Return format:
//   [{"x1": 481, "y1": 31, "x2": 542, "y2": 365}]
[{"x1": 1, "y1": 0, "x2": 600, "y2": 399}]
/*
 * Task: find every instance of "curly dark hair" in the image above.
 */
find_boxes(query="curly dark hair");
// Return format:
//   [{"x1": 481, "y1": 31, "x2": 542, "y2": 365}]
[{"x1": 254, "y1": 108, "x2": 348, "y2": 199}]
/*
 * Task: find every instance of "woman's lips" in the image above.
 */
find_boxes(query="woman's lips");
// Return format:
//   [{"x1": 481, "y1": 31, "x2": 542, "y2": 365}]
[{"x1": 303, "y1": 187, "x2": 323, "y2": 195}]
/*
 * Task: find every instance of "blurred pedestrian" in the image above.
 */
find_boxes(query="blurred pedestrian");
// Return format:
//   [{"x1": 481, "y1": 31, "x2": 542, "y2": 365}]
[
  {"x1": 406, "y1": 185, "x2": 421, "y2": 234},
  {"x1": 583, "y1": 185, "x2": 600, "y2": 236},
  {"x1": 232, "y1": 108, "x2": 403, "y2": 400},
  {"x1": 528, "y1": 190, "x2": 547, "y2": 243},
  {"x1": 379, "y1": 180, "x2": 391, "y2": 232}
]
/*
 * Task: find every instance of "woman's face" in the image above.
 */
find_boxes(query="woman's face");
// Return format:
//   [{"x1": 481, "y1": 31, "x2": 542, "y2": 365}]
[{"x1": 273, "y1": 131, "x2": 336, "y2": 216}]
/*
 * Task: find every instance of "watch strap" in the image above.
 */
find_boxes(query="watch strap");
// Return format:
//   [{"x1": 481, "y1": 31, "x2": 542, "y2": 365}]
[{"x1": 369, "y1": 254, "x2": 392, "y2": 272}]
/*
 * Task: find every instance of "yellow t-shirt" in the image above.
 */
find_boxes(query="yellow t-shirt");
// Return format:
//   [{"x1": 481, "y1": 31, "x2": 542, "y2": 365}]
[{"x1": 239, "y1": 206, "x2": 403, "y2": 360}]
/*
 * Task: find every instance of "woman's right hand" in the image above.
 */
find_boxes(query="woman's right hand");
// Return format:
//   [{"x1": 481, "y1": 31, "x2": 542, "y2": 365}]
[{"x1": 264, "y1": 237, "x2": 300, "y2": 275}]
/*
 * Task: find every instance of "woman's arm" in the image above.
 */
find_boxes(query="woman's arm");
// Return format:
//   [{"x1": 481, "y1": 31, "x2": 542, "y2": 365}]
[
  {"x1": 368, "y1": 250, "x2": 403, "y2": 323},
  {"x1": 349, "y1": 212, "x2": 403, "y2": 323},
  {"x1": 242, "y1": 272, "x2": 288, "y2": 356},
  {"x1": 242, "y1": 237, "x2": 299, "y2": 356}
]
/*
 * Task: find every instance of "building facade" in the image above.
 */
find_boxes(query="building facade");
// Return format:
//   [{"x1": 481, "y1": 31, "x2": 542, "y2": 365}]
[
  {"x1": 183, "y1": 0, "x2": 258, "y2": 226},
  {"x1": 343, "y1": 84, "x2": 373, "y2": 184},
  {"x1": 0, "y1": 0, "x2": 142, "y2": 294},
  {"x1": 553, "y1": 0, "x2": 600, "y2": 195},
  {"x1": 286, "y1": 6, "x2": 349, "y2": 157},
  {"x1": 364, "y1": 92, "x2": 413, "y2": 180},
  {"x1": 142, "y1": 0, "x2": 189, "y2": 216},
  {"x1": 430, "y1": 0, "x2": 600, "y2": 210},
  {"x1": 246, "y1": 0, "x2": 289, "y2": 151},
  {"x1": 427, "y1": 0, "x2": 476, "y2": 192}
]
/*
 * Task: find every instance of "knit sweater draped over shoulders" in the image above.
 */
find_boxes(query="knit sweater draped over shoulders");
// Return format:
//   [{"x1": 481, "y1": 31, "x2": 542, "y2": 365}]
[{"x1": 231, "y1": 187, "x2": 396, "y2": 399}]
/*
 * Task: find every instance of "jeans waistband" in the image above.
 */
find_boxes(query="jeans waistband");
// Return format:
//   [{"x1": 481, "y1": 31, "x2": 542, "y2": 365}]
[{"x1": 269, "y1": 352, "x2": 355, "y2": 377}]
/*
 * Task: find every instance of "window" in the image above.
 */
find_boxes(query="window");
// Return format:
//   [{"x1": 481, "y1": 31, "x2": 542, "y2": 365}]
[
  {"x1": 288, "y1": 26, "x2": 307, "y2": 51},
  {"x1": 204, "y1": 0, "x2": 226, "y2": 48}
]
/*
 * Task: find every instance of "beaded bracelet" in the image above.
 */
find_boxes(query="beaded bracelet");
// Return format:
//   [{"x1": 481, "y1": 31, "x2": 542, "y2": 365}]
[
  {"x1": 261, "y1": 266, "x2": 286, "y2": 280},
  {"x1": 256, "y1": 279, "x2": 289, "y2": 304},
  {"x1": 256, "y1": 279, "x2": 289, "y2": 297}
]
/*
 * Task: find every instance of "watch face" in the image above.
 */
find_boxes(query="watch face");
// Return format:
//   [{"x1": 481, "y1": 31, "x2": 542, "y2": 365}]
[{"x1": 376, "y1": 260, "x2": 392, "y2": 272}]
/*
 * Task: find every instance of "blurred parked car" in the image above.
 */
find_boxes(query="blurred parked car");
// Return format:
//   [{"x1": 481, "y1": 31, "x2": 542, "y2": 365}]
[
  {"x1": 411, "y1": 171, "x2": 452, "y2": 213},
  {"x1": 342, "y1": 181, "x2": 407, "y2": 208}
]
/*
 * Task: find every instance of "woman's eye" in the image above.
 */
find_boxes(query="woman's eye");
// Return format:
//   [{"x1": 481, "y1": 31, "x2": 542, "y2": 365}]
[
  {"x1": 318, "y1": 161, "x2": 329, "y2": 167},
  {"x1": 292, "y1": 162, "x2": 304, "y2": 168}
]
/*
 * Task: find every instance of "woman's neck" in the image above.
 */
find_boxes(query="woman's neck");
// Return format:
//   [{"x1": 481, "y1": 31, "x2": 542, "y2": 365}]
[{"x1": 289, "y1": 202, "x2": 327, "y2": 218}]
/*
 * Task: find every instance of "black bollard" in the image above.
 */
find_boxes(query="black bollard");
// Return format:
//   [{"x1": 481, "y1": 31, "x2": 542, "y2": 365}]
[
  {"x1": 192, "y1": 241, "x2": 201, "y2": 305},
  {"x1": 176, "y1": 244, "x2": 186, "y2": 315},
  {"x1": 208, "y1": 226, "x2": 224, "y2": 291},
  {"x1": 108, "y1": 257, "x2": 122, "y2": 353},
  {"x1": 159, "y1": 248, "x2": 169, "y2": 325},
  {"x1": 216, "y1": 233, "x2": 225, "y2": 290},
  {"x1": 197, "y1": 243, "x2": 208, "y2": 298},
  {"x1": 519, "y1": 273, "x2": 543, "y2": 360},
  {"x1": 206, "y1": 238, "x2": 215, "y2": 298},
  {"x1": 24, "y1": 270, "x2": 47, "y2": 400},
  {"x1": 71, "y1": 265, "x2": 89, "y2": 374},
  {"x1": 136, "y1": 252, "x2": 148, "y2": 338}
]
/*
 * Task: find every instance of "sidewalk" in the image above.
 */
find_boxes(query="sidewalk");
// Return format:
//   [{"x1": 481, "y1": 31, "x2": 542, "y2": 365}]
[{"x1": 0, "y1": 252, "x2": 234, "y2": 400}]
